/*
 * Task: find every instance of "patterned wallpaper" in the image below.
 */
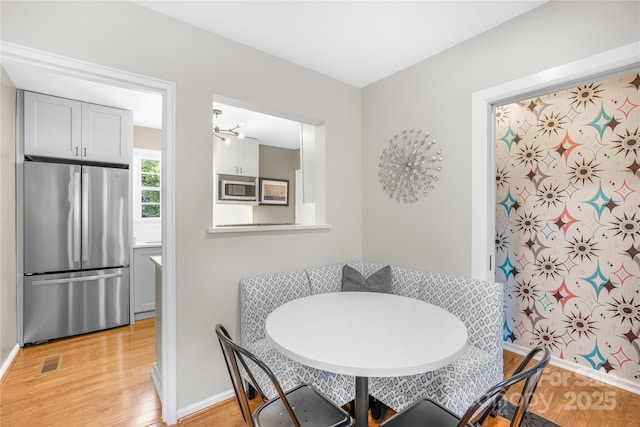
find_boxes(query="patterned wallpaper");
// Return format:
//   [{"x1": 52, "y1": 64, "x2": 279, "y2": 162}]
[{"x1": 495, "y1": 70, "x2": 640, "y2": 386}]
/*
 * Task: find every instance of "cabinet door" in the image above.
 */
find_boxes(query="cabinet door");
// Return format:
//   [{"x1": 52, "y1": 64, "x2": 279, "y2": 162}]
[
  {"x1": 215, "y1": 138, "x2": 259, "y2": 176},
  {"x1": 133, "y1": 247, "x2": 161, "y2": 314},
  {"x1": 241, "y1": 139, "x2": 259, "y2": 177},
  {"x1": 23, "y1": 91, "x2": 82, "y2": 159},
  {"x1": 215, "y1": 138, "x2": 242, "y2": 175},
  {"x1": 82, "y1": 103, "x2": 132, "y2": 164}
]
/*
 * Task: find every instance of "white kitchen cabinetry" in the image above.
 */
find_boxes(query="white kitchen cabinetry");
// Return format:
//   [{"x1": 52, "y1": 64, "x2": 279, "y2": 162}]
[
  {"x1": 215, "y1": 137, "x2": 259, "y2": 177},
  {"x1": 133, "y1": 246, "x2": 161, "y2": 319},
  {"x1": 23, "y1": 91, "x2": 82, "y2": 160},
  {"x1": 81, "y1": 102, "x2": 132, "y2": 164},
  {"x1": 23, "y1": 91, "x2": 132, "y2": 164}
]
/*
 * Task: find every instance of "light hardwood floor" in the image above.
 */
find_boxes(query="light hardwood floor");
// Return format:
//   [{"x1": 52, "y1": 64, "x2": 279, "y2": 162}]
[
  {"x1": 0, "y1": 319, "x2": 161, "y2": 427},
  {"x1": 1, "y1": 319, "x2": 638, "y2": 426}
]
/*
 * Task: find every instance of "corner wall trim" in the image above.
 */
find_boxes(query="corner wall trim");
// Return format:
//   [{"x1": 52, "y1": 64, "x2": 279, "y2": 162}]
[
  {"x1": 176, "y1": 389, "x2": 236, "y2": 420},
  {"x1": 151, "y1": 362, "x2": 163, "y2": 404},
  {"x1": 0, "y1": 344, "x2": 20, "y2": 381}
]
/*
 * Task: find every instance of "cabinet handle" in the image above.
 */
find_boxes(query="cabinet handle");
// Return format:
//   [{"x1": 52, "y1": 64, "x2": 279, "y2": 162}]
[
  {"x1": 75, "y1": 147, "x2": 79, "y2": 156},
  {"x1": 240, "y1": 167, "x2": 243, "y2": 174},
  {"x1": 73, "y1": 172, "x2": 81, "y2": 263},
  {"x1": 83, "y1": 147, "x2": 87, "y2": 157},
  {"x1": 81, "y1": 172, "x2": 89, "y2": 264}
]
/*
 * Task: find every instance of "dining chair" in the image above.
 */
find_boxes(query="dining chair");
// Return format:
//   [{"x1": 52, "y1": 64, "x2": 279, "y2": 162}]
[
  {"x1": 215, "y1": 324, "x2": 353, "y2": 427},
  {"x1": 380, "y1": 345, "x2": 551, "y2": 427}
]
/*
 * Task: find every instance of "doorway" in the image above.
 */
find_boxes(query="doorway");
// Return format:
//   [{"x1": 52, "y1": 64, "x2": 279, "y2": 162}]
[
  {"x1": 471, "y1": 42, "x2": 640, "y2": 393},
  {"x1": 0, "y1": 41, "x2": 178, "y2": 424},
  {"x1": 495, "y1": 70, "x2": 640, "y2": 387}
]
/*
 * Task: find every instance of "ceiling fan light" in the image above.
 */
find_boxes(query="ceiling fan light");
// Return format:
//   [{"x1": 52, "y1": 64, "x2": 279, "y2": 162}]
[{"x1": 212, "y1": 108, "x2": 245, "y2": 140}]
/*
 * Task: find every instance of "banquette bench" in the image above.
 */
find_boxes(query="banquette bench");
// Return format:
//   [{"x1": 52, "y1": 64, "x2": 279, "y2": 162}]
[{"x1": 239, "y1": 260, "x2": 503, "y2": 416}]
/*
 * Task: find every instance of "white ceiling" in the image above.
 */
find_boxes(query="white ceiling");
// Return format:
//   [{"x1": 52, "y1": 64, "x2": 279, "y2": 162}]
[
  {"x1": 3, "y1": 1, "x2": 546, "y2": 148},
  {"x1": 212, "y1": 101, "x2": 303, "y2": 149},
  {"x1": 135, "y1": 0, "x2": 546, "y2": 88}
]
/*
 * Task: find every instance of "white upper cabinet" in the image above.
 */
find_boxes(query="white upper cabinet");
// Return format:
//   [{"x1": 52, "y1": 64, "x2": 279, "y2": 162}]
[
  {"x1": 241, "y1": 140, "x2": 259, "y2": 177},
  {"x1": 23, "y1": 91, "x2": 82, "y2": 159},
  {"x1": 23, "y1": 91, "x2": 132, "y2": 165},
  {"x1": 81, "y1": 103, "x2": 132, "y2": 164},
  {"x1": 215, "y1": 137, "x2": 259, "y2": 177}
]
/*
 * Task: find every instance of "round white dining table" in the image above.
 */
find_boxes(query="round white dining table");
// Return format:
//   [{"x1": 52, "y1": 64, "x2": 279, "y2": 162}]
[{"x1": 265, "y1": 292, "x2": 468, "y2": 427}]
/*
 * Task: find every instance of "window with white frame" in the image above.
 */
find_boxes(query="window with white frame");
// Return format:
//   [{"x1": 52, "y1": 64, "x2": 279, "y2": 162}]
[{"x1": 133, "y1": 148, "x2": 161, "y2": 220}]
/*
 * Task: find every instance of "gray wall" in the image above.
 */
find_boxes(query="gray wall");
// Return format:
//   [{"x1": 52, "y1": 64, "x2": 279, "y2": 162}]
[
  {"x1": 361, "y1": 1, "x2": 640, "y2": 276},
  {"x1": 134, "y1": 126, "x2": 162, "y2": 151},
  {"x1": 253, "y1": 144, "x2": 298, "y2": 224},
  {"x1": 0, "y1": 0, "x2": 361, "y2": 408},
  {"x1": 0, "y1": 65, "x2": 17, "y2": 368}
]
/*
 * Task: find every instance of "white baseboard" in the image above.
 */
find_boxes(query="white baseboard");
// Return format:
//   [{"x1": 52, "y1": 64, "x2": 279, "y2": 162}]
[
  {"x1": 151, "y1": 362, "x2": 163, "y2": 404},
  {"x1": 177, "y1": 388, "x2": 236, "y2": 420},
  {"x1": 0, "y1": 344, "x2": 19, "y2": 381},
  {"x1": 134, "y1": 311, "x2": 155, "y2": 321},
  {"x1": 503, "y1": 342, "x2": 640, "y2": 396}
]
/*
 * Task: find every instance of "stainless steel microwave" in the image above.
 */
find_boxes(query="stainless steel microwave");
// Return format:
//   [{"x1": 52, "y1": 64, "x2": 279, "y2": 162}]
[{"x1": 219, "y1": 179, "x2": 257, "y2": 201}]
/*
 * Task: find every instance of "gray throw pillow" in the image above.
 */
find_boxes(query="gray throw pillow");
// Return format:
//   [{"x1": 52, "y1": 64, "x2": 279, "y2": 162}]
[{"x1": 341, "y1": 265, "x2": 392, "y2": 294}]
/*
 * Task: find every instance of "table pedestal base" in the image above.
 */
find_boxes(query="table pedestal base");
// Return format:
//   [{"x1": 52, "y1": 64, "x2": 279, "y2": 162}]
[{"x1": 355, "y1": 376, "x2": 369, "y2": 427}]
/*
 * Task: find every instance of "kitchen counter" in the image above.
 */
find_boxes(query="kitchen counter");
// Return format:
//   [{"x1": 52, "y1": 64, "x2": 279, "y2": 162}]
[
  {"x1": 208, "y1": 223, "x2": 331, "y2": 234},
  {"x1": 134, "y1": 241, "x2": 162, "y2": 249},
  {"x1": 215, "y1": 223, "x2": 297, "y2": 227}
]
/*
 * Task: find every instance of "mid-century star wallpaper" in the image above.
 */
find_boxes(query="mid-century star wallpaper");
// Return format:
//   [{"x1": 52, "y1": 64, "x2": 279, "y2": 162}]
[{"x1": 495, "y1": 70, "x2": 640, "y2": 386}]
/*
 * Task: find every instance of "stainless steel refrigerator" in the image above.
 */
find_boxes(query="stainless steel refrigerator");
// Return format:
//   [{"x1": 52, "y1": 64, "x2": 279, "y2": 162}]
[{"x1": 22, "y1": 161, "x2": 130, "y2": 345}]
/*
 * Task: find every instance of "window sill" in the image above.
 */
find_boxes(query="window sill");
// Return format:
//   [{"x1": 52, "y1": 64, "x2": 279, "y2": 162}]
[{"x1": 207, "y1": 223, "x2": 331, "y2": 235}]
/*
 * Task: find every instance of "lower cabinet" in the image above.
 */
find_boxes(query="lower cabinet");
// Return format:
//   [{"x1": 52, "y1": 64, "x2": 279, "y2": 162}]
[{"x1": 133, "y1": 246, "x2": 161, "y2": 319}]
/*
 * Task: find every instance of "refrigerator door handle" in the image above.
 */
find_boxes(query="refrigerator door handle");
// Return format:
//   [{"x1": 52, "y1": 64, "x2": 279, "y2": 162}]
[
  {"x1": 31, "y1": 272, "x2": 123, "y2": 286},
  {"x1": 81, "y1": 171, "x2": 89, "y2": 264},
  {"x1": 73, "y1": 171, "x2": 81, "y2": 263}
]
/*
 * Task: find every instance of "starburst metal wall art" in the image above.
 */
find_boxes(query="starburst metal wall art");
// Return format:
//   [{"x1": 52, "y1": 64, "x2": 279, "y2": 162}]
[{"x1": 378, "y1": 129, "x2": 444, "y2": 203}]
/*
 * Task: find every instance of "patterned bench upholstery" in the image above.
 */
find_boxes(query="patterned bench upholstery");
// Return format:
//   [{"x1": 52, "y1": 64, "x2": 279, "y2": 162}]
[
  {"x1": 239, "y1": 261, "x2": 503, "y2": 415},
  {"x1": 239, "y1": 270, "x2": 311, "y2": 398},
  {"x1": 368, "y1": 266, "x2": 503, "y2": 415},
  {"x1": 240, "y1": 267, "x2": 356, "y2": 405}
]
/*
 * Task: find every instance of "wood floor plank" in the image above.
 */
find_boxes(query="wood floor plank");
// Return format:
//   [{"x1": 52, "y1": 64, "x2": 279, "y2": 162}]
[{"x1": 1, "y1": 319, "x2": 638, "y2": 426}]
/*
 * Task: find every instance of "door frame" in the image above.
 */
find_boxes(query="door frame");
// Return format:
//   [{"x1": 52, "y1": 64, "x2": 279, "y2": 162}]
[
  {"x1": 470, "y1": 41, "x2": 640, "y2": 281},
  {"x1": 0, "y1": 41, "x2": 179, "y2": 424}
]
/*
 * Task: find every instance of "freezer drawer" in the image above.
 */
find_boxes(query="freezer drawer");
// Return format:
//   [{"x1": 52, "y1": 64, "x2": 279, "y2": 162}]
[{"x1": 23, "y1": 268, "x2": 129, "y2": 344}]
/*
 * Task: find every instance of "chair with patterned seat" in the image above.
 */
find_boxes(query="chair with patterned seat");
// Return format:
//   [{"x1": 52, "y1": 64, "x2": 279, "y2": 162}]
[
  {"x1": 216, "y1": 324, "x2": 353, "y2": 427},
  {"x1": 380, "y1": 345, "x2": 550, "y2": 427}
]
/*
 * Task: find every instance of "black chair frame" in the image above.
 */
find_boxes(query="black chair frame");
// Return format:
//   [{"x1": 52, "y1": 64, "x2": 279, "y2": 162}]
[
  {"x1": 215, "y1": 323, "x2": 352, "y2": 427},
  {"x1": 381, "y1": 345, "x2": 551, "y2": 427},
  {"x1": 469, "y1": 345, "x2": 551, "y2": 427},
  {"x1": 216, "y1": 324, "x2": 295, "y2": 425}
]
